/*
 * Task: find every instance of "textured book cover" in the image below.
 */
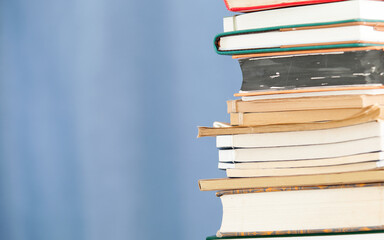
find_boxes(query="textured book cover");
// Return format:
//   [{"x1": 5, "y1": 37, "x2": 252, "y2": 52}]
[{"x1": 238, "y1": 50, "x2": 384, "y2": 92}]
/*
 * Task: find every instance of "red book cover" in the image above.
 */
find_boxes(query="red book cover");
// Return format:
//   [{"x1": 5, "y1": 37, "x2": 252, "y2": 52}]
[{"x1": 224, "y1": 0, "x2": 346, "y2": 12}]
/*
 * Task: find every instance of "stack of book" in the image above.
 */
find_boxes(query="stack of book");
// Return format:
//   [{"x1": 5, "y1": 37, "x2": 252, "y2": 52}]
[{"x1": 199, "y1": 0, "x2": 384, "y2": 239}]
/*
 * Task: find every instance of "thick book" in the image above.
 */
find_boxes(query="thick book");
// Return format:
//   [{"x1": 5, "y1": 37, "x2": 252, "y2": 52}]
[
  {"x1": 230, "y1": 108, "x2": 365, "y2": 126},
  {"x1": 215, "y1": 21, "x2": 384, "y2": 55},
  {"x1": 237, "y1": 50, "x2": 384, "y2": 92},
  {"x1": 223, "y1": 0, "x2": 384, "y2": 31},
  {"x1": 219, "y1": 137, "x2": 384, "y2": 162},
  {"x1": 216, "y1": 183, "x2": 384, "y2": 237},
  {"x1": 198, "y1": 105, "x2": 383, "y2": 137},
  {"x1": 198, "y1": 170, "x2": 384, "y2": 191},
  {"x1": 208, "y1": 230, "x2": 384, "y2": 239},
  {"x1": 227, "y1": 95, "x2": 384, "y2": 113},
  {"x1": 223, "y1": 0, "x2": 344, "y2": 13}
]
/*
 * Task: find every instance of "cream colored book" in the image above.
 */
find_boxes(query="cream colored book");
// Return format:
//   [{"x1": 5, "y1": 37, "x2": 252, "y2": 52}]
[
  {"x1": 219, "y1": 137, "x2": 384, "y2": 162},
  {"x1": 219, "y1": 152, "x2": 384, "y2": 169},
  {"x1": 216, "y1": 122, "x2": 384, "y2": 148},
  {"x1": 218, "y1": 25, "x2": 384, "y2": 52},
  {"x1": 198, "y1": 105, "x2": 383, "y2": 137},
  {"x1": 216, "y1": 183, "x2": 384, "y2": 237},
  {"x1": 198, "y1": 170, "x2": 384, "y2": 191},
  {"x1": 227, "y1": 95, "x2": 384, "y2": 113},
  {"x1": 208, "y1": 232, "x2": 384, "y2": 240},
  {"x1": 230, "y1": 108, "x2": 363, "y2": 126},
  {"x1": 226, "y1": 160, "x2": 384, "y2": 177}
]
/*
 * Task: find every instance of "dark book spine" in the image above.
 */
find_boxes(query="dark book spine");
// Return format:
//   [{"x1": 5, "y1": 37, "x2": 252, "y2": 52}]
[{"x1": 239, "y1": 50, "x2": 384, "y2": 91}]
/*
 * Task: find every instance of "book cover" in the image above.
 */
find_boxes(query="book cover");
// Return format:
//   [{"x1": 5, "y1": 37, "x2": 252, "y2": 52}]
[
  {"x1": 223, "y1": 0, "x2": 345, "y2": 13},
  {"x1": 238, "y1": 50, "x2": 384, "y2": 92},
  {"x1": 223, "y1": 0, "x2": 384, "y2": 31}
]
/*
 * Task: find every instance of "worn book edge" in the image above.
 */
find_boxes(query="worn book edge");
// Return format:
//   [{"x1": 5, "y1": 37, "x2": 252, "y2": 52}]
[
  {"x1": 198, "y1": 170, "x2": 384, "y2": 191},
  {"x1": 198, "y1": 105, "x2": 382, "y2": 137},
  {"x1": 217, "y1": 226, "x2": 384, "y2": 238},
  {"x1": 226, "y1": 95, "x2": 384, "y2": 113},
  {"x1": 216, "y1": 182, "x2": 384, "y2": 197},
  {"x1": 208, "y1": 229, "x2": 384, "y2": 239}
]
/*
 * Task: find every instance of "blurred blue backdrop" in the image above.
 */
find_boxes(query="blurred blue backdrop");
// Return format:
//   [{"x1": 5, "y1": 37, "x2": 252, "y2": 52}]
[{"x1": 0, "y1": 0, "x2": 241, "y2": 240}]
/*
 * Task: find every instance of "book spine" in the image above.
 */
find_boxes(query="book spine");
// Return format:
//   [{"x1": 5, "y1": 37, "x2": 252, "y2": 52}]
[{"x1": 226, "y1": 100, "x2": 238, "y2": 113}]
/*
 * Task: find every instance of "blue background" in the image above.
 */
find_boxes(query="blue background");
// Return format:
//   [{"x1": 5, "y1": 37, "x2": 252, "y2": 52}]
[{"x1": 1, "y1": 0, "x2": 241, "y2": 239}]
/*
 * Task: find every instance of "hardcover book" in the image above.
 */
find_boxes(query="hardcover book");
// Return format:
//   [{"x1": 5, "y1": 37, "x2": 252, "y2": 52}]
[
  {"x1": 223, "y1": 0, "x2": 344, "y2": 13},
  {"x1": 237, "y1": 50, "x2": 384, "y2": 92},
  {"x1": 215, "y1": 21, "x2": 384, "y2": 55},
  {"x1": 223, "y1": 0, "x2": 384, "y2": 31}
]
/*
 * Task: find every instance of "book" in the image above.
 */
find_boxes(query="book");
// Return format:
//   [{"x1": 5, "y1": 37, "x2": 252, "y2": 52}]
[
  {"x1": 230, "y1": 108, "x2": 365, "y2": 126},
  {"x1": 219, "y1": 137, "x2": 384, "y2": 162},
  {"x1": 216, "y1": 183, "x2": 384, "y2": 237},
  {"x1": 207, "y1": 231, "x2": 384, "y2": 240},
  {"x1": 238, "y1": 87, "x2": 384, "y2": 100},
  {"x1": 225, "y1": 160, "x2": 384, "y2": 177},
  {"x1": 215, "y1": 21, "x2": 384, "y2": 55},
  {"x1": 237, "y1": 50, "x2": 384, "y2": 92},
  {"x1": 198, "y1": 170, "x2": 384, "y2": 191},
  {"x1": 198, "y1": 105, "x2": 383, "y2": 137},
  {"x1": 219, "y1": 152, "x2": 384, "y2": 169},
  {"x1": 223, "y1": 0, "x2": 384, "y2": 31},
  {"x1": 217, "y1": 121, "x2": 384, "y2": 148},
  {"x1": 232, "y1": 46, "x2": 384, "y2": 59},
  {"x1": 227, "y1": 95, "x2": 384, "y2": 113},
  {"x1": 222, "y1": 0, "x2": 344, "y2": 13}
]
